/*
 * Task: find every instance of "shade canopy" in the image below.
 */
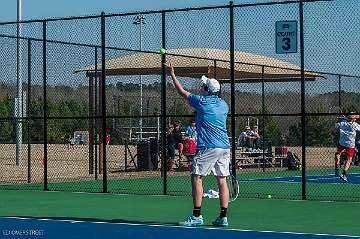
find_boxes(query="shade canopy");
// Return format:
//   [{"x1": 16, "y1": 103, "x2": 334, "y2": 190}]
[{"x1": 75, "y1": 48, "x2": 322, "y2": 82}]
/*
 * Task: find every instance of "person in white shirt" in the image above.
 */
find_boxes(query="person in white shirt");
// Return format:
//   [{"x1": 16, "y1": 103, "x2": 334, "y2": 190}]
[
  {"x1": 249, "y1": 126, "x2": 260, "y2": 148},
  {"x1": 236, "y1": 126, "x2": 251, "y2": 148},
  {"x1": 335, "y1": 113, "x2": 360, "y2": 182},
  {"x1": 237, "y1": 126, "x2": 260, "y2": 148}
]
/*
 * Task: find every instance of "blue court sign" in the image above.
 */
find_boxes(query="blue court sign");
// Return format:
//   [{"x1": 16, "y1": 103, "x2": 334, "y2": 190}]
[{"x1": 275, "y1": 21, "x2": 297, "y2": 54}]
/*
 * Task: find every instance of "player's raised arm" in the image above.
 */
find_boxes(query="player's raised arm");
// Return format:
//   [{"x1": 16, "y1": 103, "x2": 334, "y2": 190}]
[{"x1": 166, "y1": 64, "x2": 190, "y2": 99}]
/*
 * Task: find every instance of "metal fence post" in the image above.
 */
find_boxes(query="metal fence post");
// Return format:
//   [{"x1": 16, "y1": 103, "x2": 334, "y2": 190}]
[
  {"x1": 338, "y1": 75, "x2": 342, "y2": 110},
  {"x1": 94, "y1": 47, "x2": 99, "y2": 181},
  {"x1": 27, "y1": 39, "x2": 32, "y2": 183},
  {"x1": 43, "y1": 20, "x2": 48, "y2": 191},
  {"x1": 261, "y1": 66, "x2": 266, "y2": 172},
  {"x1": 161, "y1": 11, "x2": 167, "y2": 195},
  {"x1": 299, "y1": 0, "x2": 306, "y2": 200},
  {"x1": 229, "y1": 1, "x2": 236, "y2": 177},
  {"x1": 101, "y1": 12, "x2": 108, "y2": 193}
]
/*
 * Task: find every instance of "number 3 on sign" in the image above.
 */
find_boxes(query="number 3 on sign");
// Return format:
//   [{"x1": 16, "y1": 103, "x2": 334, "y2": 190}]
[
  {"x1": 282, "y1": 37, "x2": 291, "y2": 51},
  {"x1": 276, "y1": 21, "x2": 297, "y2": 54}
]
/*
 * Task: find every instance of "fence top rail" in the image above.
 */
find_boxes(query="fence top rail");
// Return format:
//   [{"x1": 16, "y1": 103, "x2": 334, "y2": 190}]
[{"x1": 0, "y1": 0, "x2": 332, "y2": 26}]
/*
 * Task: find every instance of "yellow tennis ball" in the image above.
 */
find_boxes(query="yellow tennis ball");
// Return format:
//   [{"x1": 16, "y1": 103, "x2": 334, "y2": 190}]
[
  {"x1": 160, "y1": 48, "x2": 166, "y2": 55},
  {"x1": 267, "y1": 194, "x2": 272, "y2": 199}
]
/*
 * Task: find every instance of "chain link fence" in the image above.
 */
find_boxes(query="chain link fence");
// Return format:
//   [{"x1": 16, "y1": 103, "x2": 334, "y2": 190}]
[{"x1": 0, "y1": 0, "x2": 359, "y2": 201}]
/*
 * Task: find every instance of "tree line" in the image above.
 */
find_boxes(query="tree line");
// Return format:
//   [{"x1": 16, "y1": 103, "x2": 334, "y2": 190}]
[{"x1": 0, "y1": 83, "x2": 359, "y2": 146}]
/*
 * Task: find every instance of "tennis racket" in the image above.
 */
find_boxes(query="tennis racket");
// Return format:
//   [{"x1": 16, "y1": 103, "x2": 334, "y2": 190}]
[{"x1": 228, "y1": 165, "x2": 239, "y2": 202}]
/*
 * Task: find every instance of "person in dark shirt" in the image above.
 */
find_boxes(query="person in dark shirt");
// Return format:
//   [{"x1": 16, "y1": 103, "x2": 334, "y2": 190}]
[{"x1": 166, "y1": 120, "x2": 184, "y2": 171}]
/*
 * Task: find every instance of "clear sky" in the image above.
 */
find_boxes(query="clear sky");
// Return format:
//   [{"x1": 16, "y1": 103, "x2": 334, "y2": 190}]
[{"x1": 0, "y1": 0, "x2": 264, "y2": 22}]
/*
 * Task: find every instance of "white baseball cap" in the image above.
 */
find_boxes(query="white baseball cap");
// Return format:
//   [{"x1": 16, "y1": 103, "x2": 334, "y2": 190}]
[{"x1": 201, "y1": 75, "x2": 220, "y2": 93}]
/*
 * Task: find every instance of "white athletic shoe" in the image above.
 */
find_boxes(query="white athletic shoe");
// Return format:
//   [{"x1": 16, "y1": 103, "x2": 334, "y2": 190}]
[
  {"x1": 179, "y1": 215, "x2": 204, "y2": 227},
  {"x1": 212, "y1": 216, "x2": 229, "y2": 227}
]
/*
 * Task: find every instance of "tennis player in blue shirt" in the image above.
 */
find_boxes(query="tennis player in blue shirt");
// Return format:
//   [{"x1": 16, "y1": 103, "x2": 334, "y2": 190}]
[{"x1": 166, "y1": 64, "x2": 231, "y2": 227}]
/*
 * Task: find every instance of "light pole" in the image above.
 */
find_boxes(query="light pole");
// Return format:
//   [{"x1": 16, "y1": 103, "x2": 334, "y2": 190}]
[
  {"x1": 15, "y1": 0, "x2": 23, "y2": 166},
  {"x1": 133, "y1": 15, "x2": 145, "y2": 140}
]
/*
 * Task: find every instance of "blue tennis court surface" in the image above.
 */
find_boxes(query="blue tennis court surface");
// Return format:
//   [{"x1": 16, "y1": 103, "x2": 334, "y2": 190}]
[
  {"x1": 0, "y1": 217, "x2": 358, "y2": 239},
  {"x1": 246, "y1": 173, "x2": 360, "y2": 184}
]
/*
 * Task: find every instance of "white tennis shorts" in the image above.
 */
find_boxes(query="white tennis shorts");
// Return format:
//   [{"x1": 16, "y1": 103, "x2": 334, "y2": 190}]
[{"x1": 192, "y1": 148, "x2": 230, "y2": 176}]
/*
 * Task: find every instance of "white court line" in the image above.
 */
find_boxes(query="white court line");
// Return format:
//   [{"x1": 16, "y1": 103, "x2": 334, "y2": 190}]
[
  {"x1": 2, "y1": 216, "x2": 359, "y2": 238},
  {"x1": 242, "y1": 173, "x2": 360, "y2": 181},
  {"x1": 241, "y1": 173, "x2": 360, "y2": 185},
  {"x1": 307, "y1": 177, "x2": 336, "y2": 181},
  {"x1": 241, "y1": 179, "x2": 348, "y2": 186},
  {"x1": 243, "y1": 181, "x2": 342, "y2": 186}
]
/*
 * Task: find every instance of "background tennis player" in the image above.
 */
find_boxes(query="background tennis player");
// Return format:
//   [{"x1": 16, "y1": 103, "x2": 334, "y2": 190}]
[{"x1": 335, "y1": 113, "x2": 360, "y2": 182}]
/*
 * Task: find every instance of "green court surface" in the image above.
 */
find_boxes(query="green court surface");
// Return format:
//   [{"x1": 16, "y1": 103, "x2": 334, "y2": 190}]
[
  {"x1": 2, "y1": 168, "x2": 360, "y2": 201},
  {"x1": 1, "y1": 190, "x2": 360, "y2": 236}
]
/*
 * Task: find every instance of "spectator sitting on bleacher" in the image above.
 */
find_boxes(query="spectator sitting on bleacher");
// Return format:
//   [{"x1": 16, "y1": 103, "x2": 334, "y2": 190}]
[
  {"x1": 166, "y1": 120, "x2": 184, "y2": 171},
  {"x1": 249, "y1": 126, "x2": 260, "y2": 148},
  {"x1": 183, "y1": 119, "x2": 197, "y2": 160},
  {"x1": 236, "y1": 126, "x2": 252, "y2": 148},
  {"x1": 237, "y1": 126, "x2": 261, "y2": 149},
  {"x1": 185, "y1": 119, "x2": 197, "y2": 140}
]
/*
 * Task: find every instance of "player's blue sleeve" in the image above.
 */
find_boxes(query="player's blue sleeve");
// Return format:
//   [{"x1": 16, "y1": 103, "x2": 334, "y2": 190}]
[{"x1": 188, "y1": 94, "x2": 201, "y2": 109}]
